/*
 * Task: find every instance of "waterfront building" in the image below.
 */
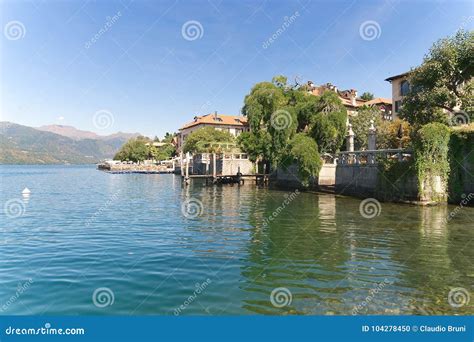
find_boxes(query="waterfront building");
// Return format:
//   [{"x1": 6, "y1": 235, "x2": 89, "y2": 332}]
[
  {"x1": 307, "y1": 81, "x2": 393, "y2": 120},
  {"x1": 385, "y1": 72, "x2": 411, "y2": 119},
  {"x1": 177, "y1": 112, "x2": 249, "y2": 153}
]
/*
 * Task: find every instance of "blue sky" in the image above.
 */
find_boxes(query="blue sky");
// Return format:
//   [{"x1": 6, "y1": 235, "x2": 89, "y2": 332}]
[{"x1": 1, "y1": 0, "x2": 473, "y2": 138}]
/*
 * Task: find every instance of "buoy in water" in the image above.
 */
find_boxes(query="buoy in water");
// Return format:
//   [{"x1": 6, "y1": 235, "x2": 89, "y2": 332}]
[{"x1": 22, "y1": 188, "x2": 31, "y2": 197}]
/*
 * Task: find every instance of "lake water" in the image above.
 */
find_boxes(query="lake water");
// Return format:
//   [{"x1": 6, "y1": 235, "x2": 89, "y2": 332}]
[{"x1": 1, "y1": 165, "x2": 473, "y2": 315}]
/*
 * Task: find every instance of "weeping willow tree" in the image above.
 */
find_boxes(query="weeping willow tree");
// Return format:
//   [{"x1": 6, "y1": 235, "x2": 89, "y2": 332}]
[{"x1": 238, "y1": 75, "x2": 347, "y2": 184}]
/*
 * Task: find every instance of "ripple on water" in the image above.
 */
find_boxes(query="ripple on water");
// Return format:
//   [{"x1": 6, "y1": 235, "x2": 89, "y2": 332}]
[{"x1": 0, "y1": 166, "x2": 473, "y2": 315}]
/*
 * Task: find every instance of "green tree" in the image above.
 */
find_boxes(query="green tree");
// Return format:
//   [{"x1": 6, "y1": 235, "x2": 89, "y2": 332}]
[
  {"x1": 360, "y1": 92, "x2": 375, "y2": 101},
  {"x1": 183, "y1": 127, "x2": 235, "y2": 154},
  {"x1": 294, "y1": 95, "x2": 319, "y2": 132},
  {"x1": 377, "y1": 118, "x2": 412, "y2": 149},
  {"x1": 282, "y1": 133, "x2": 322, "y2": 185},
  {"x1": 114, "y1": 138, "x2": 149, "y2": 162},
  {"x1": 272, "y1": 75, "x2": 288, "y2": 89},
  {"x1": 400, "y1": 30, "x2": 474, "y2": 126},
  {"x1": 309, "y1": 91, "x2": 347, "y2": 153},
  {"x1": 237, "y1": 130, "x2": 272, "y2": 163},
  {"x1": 162, "y1": 132, "x2": 175, "y2": 143},
  {"x1": 241, "y1": 81, "x2": 289, "y2": 165},
  {"x1": 350, "y1": 106, "x2": 381, "y2": 150},
  {"x1": 239, "y1": 76, "x2": 342, "y2": 179}
]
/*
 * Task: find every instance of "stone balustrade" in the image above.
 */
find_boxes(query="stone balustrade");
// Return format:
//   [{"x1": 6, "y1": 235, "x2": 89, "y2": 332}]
[{"x1": 337, "y1": 149, "x2": 413, "y2": 165}]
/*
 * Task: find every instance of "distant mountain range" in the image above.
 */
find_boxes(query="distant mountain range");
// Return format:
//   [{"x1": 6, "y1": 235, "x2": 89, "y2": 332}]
[
  {"x1": 37, "y1": 124, "x2": 139, "y2": 141},
  {"x1": 0, "y1": 122, "x2": 141, "y2": 164}
]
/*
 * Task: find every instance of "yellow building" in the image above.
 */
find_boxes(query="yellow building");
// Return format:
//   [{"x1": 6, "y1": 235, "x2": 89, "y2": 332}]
[{"x1": 385, "y1": 72, "x2": 411, "y2": 119}]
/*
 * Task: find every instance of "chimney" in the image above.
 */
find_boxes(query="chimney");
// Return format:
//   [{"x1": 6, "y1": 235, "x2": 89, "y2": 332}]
[
  {"x1": 214, "y1": 111, "x2": 218, "y2": 119},
  {"x1": 350, "y1": 89, "x2": 357, "y2": 106}
]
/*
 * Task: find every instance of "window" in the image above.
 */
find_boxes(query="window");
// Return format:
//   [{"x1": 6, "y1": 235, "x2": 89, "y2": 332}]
[
  {"x1": 400, "y1": 80, "x2": 410, "y2": 96},
  {"x1": 394, "y1": 100, "x2": 401, "y2": 113}
]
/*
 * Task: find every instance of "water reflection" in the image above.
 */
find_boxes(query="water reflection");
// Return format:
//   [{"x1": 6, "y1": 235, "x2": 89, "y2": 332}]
[
  {"x1": 1, "y1": 166, "x2": 473, "y2": 315},
  {"x1": 237, "y1": 192, "x2": 473, "y2": 315}
]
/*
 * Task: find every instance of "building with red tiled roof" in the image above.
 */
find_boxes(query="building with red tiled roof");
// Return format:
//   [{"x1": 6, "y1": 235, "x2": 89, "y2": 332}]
[
  {"x1": 307, "y1": 82, "x2": 393, "y2": 120},
  {"x1": 177, "y1": 112, "x2": 249, "y2": 152}
]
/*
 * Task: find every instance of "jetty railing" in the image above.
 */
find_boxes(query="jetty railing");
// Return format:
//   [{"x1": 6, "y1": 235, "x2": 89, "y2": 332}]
[{"x1": 337, "y1": 149, "x2": 413, "y2": 165}]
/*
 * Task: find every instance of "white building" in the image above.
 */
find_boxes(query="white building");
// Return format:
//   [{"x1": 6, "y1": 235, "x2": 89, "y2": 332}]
[{"x1": 177, "y1": 112, "x2": 249, "y2": 152}]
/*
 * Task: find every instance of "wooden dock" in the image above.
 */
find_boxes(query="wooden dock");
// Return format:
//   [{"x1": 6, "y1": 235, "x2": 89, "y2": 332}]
[{"x1": 183, "y1": 173, "x2": 269, "y2": 185}]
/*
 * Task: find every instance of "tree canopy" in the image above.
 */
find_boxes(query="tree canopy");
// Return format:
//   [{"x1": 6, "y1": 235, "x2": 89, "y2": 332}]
[
  {"x1": 114, "y1": 136, "x2": 176, "y2": 162},
  {"x1": 350, "y1": 105, "x2": 381, "y2": 150},
  {"x1": 400, "y1": 30, "x2": 474, "y2": 127},
  {"x1": 114, "y1": 137, "x2": 150, "y2": 162},
  {"x1": 360, "y1": 92, "x2": 374, "y2": 101},
  {"x1": 282, "y1": 133, "x2": 322, "y2": 185},
  {"x1": 182, "y1": 126, "x2": 235, "y2": 154},
  {"x1": 238, "y1": 75, "x2": 347, "y2": 182},
  {"x1": 308, "y1": 91, "x2": 347, "y2": 153}
]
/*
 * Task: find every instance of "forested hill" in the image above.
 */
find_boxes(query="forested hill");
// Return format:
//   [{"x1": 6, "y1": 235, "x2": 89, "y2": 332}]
[{"x1": 0, "y1": 122, "x2": 139, "y2": 164}]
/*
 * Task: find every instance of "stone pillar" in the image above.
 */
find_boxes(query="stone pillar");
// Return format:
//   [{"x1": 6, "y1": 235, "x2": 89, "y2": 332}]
[
  {"x1": 346, "y1": 123, "x2": 354, "y2": 152},
  {"x1": 185, "y1": 152, "x2": 190, "y2": 178},
  {"x1": 212, "y1": 153, "x2": 217, "y2": 179},
  {"x1": 368, "y1": 120, "x2": 376, "y2": 151},
  {"x1": 367, "y1": 120, "x2": 377, "y2": 164}
]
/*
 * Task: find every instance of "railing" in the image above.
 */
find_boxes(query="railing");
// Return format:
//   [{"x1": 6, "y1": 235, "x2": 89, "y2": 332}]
[{"x1": 337, "y1": 149, "x2": 413, "y2": 165}]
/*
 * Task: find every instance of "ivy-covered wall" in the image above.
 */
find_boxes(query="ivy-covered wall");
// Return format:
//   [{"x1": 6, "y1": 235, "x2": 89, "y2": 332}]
[
  {"x1": 412, "y1": 123, "x2": 451, "y2": 203},
  {"x1": 448, "y1": 128, "x2": 474, "y2": 205},
  {"x1": 376, "y1": 159, "x2": 418, "y2": 202}
]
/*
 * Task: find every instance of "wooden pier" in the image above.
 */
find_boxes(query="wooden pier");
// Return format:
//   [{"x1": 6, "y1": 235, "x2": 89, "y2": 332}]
[
  {"x1": 180, "y1": 152, "x2": 269, "y2": 186},
  {"x1": 182, "y1": 173, "x2": 269, "y2": 186}
]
